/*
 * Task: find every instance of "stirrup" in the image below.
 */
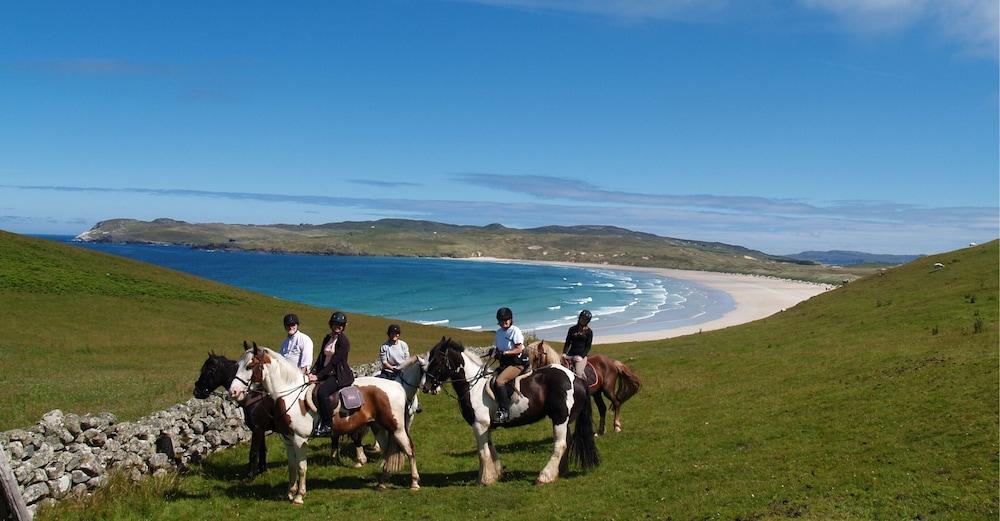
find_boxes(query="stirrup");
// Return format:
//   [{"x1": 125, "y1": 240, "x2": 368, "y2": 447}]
[{"x1": 496, "y1": 410, "x2": 510, "y2": 424}]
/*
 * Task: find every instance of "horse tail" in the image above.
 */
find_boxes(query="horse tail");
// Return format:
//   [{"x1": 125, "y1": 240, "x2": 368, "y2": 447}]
[
  {"x1": 568, "y1": 386, "x2": 600, "y2": 470},
  {"x1": 378, "y1": 429, "x2": 406, "y2": 473},
  {"x1": 614, "y1": 361, "x2": 641, "y2": 404}
]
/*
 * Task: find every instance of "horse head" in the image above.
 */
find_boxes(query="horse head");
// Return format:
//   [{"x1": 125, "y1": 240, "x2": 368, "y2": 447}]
[
  {"x1": 230, "y1": 341, "x2": 267, "y2": 400},
  {"x1": 422, "y1": 336, "x2": 464, "y2": 395},
  {"x1": 193, "y1": 351, "x2": 235, "y2": 399}
]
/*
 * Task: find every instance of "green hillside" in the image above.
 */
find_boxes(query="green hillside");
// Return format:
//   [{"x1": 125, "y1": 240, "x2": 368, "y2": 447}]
[
  {"x1": 77, "y1": 218, "x2": 875, "y2": 284},
  {"x1": 27, "y1": 238, "x2": 998, "y2": 519},
  {"x1": 0, "y1": 231, "x2": 493, "y2": 430}
]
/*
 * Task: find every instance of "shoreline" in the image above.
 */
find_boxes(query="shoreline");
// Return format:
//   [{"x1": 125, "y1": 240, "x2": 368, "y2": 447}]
[{"x1": 453, "y1": 256, "x2": 834, "y2": 344}]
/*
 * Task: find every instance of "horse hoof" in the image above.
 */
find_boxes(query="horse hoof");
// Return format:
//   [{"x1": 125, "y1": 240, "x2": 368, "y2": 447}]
[
  {"x1": 614, "y1": 427, "x2": 622, "y2": 433},
  {"x1": 291, "y1": 497, "x2": 304, "y2": 505},
  {"x1": 410, "y1": 483, "x2": 420, "y2": 490},
  {"x1": 377, "y1": 483, "x2": 387, "y2": 491},
  {"x1": 353, "y1": 462, "x2": 364, "y2": 469}
]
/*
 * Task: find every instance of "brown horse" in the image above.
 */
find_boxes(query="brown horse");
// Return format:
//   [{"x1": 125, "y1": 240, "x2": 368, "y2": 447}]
[
  {"x1": 530, "y1": 341, "x2": 641, "y2": 435},
  {"x1": 230, "y1": 345, "x2": 419, "y2": 504}
]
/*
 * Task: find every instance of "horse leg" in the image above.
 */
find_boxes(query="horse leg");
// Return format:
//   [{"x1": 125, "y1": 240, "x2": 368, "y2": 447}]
[
  {"x1": 330, "y1": 433, "x2": 341, "y2": 462},
  {"x1": 536, "y1": 419, "x2": 569, "y2": 485},
  {"x1": 609, "y1": 392, "x2": 623, "y2": 433},
  {"x1": 257, "y1": 428, "x2": 268, "y2": 476},
  {"x1": 290, "y1": 435, "x2": 308, "y2": 505},
  {"x1": 247, "y1": 428, "x2": 262, "y2": 479},
  {"x1": 593, "y1": 392, "x2": 608, "y2": 436},
  {"x1": 281, "y1": 435, "x2": 299, "y2": 502},
  {"x1": 473, "y1": 423, "x2": 499, "y2": 485},
  {"x1": 488, "y1": 434, "x2": 503, "y2": 479},
  {"x1": 351, "y1": 427, "x2": 367, "y2": 468},
  {"x1": 392, "y1": 427, "x2": 420, "y2": 490}
]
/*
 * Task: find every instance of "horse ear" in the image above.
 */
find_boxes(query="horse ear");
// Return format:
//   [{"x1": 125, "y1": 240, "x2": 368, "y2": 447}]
[
  {"x1": 440, "y1": 335, "x2": 446, "y2": 342},
  {"x1": 243, "y1": 341, "x2": 250, "y2": 351}
]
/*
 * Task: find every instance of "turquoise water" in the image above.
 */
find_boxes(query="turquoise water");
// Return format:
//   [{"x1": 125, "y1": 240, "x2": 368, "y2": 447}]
[{"x1": 51, "y1": 236, "x2": 733, "y2": 340}]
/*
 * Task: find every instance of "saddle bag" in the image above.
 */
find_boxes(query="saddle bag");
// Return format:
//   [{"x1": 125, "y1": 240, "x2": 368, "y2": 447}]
[{"x1": 339, "y1": 385, "x2": 363, "y2": 412}]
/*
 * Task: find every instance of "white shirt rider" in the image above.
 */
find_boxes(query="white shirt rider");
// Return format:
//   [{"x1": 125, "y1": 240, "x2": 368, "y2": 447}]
[{"x1": 280, "y1": 324, "x2": 313, "y2": 373}]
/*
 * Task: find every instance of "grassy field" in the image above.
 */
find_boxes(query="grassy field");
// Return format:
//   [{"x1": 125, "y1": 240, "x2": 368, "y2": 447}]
[
  {"x1": 3, "y1": 231, "x2": 996, "y2": 519},
  {"x1": 78, "y1": 218, "x2": 877, "y2": 284},
  {"x1": 0, "y1": 231, "x2": 493, "y2": 429}
]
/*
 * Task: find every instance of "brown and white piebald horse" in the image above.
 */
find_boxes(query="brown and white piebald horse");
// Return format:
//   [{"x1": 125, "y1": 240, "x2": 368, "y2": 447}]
[
  {"x1": 421, "y1": 337, "x2": 600, "y2": 486},
  {"x1": 529, "y1": 341, "x2": 642, "y2": 435},
  {"x1": 230, "y1": 344, "x2": 419, "y2": 504}
]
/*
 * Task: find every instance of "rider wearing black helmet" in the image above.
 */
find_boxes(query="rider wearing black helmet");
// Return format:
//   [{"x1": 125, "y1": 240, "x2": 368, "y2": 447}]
[
  {"x1": 279, "y1": 313, "x2": 313, "y2": 374},
  {"x1": 377, "y1": 324, "x2": 410, "y2": 379},
  {"x1": 309, "y1": 311, "x2": 355, "y2": 436},
  {"x1": 493, "y1": 307, "x2": 528, "y2": 423},
  {"x1": 563, "y1": 309, "x2": 593, "y2": 379}
]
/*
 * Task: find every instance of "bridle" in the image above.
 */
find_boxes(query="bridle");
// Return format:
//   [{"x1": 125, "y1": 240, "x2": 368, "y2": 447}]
[
  {"x1": 424, "y1": 347, "x2": 494, "y2": 399},
  {"x1": 248, "y1": 353, "x2": 311, "y2": 415}
]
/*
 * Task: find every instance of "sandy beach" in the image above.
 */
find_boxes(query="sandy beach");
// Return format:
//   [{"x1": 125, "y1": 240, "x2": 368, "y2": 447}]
[{"x1": 460, "y1": 257, "x2": 834, "y2": 344}]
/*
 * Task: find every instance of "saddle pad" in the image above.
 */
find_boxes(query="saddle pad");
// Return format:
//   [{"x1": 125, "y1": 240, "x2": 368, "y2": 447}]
[
  {"x1": 582, "y1": 363, "x2": 599, "y2": 390},
  {"x1": 304, "y1": 383, "x2": 318, "y2": 413},
  {"x1": 339, "y1": 386, "x2": 363, "y2": 410}
]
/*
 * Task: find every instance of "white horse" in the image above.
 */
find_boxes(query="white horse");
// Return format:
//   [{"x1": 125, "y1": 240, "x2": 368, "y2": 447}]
[
  {"x1": 421, "y1": 338, "x2": 599, "y2": 486},
  {"x1": 229, "y1": 345, "x2": 419, "y2": 504}
]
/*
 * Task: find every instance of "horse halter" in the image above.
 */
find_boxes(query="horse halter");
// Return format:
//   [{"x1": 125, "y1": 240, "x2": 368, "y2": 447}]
[{"x1": 424, "y1": 348, "x2": 461, "y2": 390}]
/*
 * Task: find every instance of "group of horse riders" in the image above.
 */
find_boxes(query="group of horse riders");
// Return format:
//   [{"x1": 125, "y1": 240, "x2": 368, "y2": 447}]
[{"x1": 278, "y1": 305, "x2": 595, "y2": 429}]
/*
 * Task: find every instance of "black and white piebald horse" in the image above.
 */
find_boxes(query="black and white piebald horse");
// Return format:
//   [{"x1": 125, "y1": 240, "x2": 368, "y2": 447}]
[{"x1": 421, "y1": 337, "x2": 600, "y2": 486}]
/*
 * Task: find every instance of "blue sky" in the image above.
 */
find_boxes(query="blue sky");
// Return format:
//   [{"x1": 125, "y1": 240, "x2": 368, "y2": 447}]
[{"x1": 0, "y1": 0, "x2": 996, "y2": 255}]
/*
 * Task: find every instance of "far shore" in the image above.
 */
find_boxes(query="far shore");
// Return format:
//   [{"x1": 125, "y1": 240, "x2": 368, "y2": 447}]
[{"x1": 454, "y1": 256, "x2": 834, "y2": 344}]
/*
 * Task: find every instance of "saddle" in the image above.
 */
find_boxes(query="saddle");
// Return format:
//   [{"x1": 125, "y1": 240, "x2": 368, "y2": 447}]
[
  {"x1": 304, "y1": 384, "x2": 363, "y2": 415},
  {"x1": 485, "y1": 369, "x2": 531, "y2": 402},
  {"x1": 562, "y1": 359, "x2": 600, "y2": 390}
]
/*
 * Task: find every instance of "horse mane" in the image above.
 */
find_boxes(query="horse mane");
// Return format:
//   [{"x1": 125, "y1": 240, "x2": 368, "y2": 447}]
[
  {"x1": 527, "y1": 340, "x2": 561, "y2": 369},
  {"x1": 398, "y1": 355, "x2": 427, "y2": 370},
  {"x1": 257, "y1": 346, "x2": 303, "y2": 385}
]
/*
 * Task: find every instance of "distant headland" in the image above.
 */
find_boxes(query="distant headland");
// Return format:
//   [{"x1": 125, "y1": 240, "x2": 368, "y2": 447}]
[{"x1": 75, "y1": 218, "x2": 875, "y2": 284}]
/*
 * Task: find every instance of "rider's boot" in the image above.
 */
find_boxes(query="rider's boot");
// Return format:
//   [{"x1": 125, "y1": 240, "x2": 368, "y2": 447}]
[{"x1": 495, "y1": 384, "x2": 511, "y2": 423}]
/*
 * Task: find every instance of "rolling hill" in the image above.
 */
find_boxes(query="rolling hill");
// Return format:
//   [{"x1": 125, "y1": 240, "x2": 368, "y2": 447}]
[
  {"x1": 10, "y1": 231, "x2": 995, "y2": 519},
  {"x1": 0, "y1": 230, "x2": 493, "y2": 430}
]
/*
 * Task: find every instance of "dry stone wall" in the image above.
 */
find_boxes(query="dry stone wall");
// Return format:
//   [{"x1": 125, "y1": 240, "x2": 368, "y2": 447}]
[
  {"x1": 0, "y1": 397, "x2": 249, "y2": 516},
  {"x1": 0, "y1": 346, "x2": 491, "y2": 517}
]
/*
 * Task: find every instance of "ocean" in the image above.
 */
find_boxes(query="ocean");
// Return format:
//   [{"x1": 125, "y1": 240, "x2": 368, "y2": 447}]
[{"x1": 47, "y1": 236, "x2": 734, "y2": 340}]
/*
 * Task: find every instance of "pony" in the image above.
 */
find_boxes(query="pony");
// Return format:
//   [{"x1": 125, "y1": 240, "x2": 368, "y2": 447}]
[
  {"x1": 229, "y1": 344, "x2": 419, "y2": 504},
  {"x1": 421, "y1": 337, "x2": 599, "y2": 486},
  {"x1": 194, "y1": 346, "x2": 373, "y2": 472},
  {"x1": 528, "y1": 342, "x2": 641, "y2": 435}
]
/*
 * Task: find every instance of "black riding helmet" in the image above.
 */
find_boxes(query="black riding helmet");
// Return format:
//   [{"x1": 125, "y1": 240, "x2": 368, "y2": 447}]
[
  {"x1": 283, "y1": 313, "x2": 299, "y2": 328},
  {"x1": 496, "y1": 307, "x2": 513, "y2": 323},
  {"x1": 329, "y1": 311, "x2": 348, "y2": 328},
  {"x1": 579, "y1": 309, "x2": 592, "y2": 323},
  {"x1": 387, "y1": 324, "x2": 401, "y2": 336}
]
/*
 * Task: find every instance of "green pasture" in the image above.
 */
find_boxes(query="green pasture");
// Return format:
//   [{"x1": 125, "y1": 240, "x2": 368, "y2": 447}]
[
  {"x1": 0, "y1": 231, "x2": 493, "y2": 429},
  {"x1": 1, "y1": 231, "x2": 996, "y2": 519}
]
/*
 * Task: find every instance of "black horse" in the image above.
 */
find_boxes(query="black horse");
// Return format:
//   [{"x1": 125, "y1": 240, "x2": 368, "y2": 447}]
[
  {"x1": 421, "y1": 337, "x2": 600, "y2": 486},
  {"x1": 194, "y1": 352, "x2": 274, "y2": 479},
  {"x1": 193, "y1": 350, "x2": 374, "y2": 478}
]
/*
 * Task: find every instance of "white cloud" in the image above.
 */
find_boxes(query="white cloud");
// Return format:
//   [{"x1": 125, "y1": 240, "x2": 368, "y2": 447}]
[{"x1": 457, "y1": 0, "x2": 999, "y2": 57}]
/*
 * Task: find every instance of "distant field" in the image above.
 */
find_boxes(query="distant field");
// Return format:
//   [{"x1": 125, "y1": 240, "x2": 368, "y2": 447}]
[
  {"x1": 0, "y1": 231, "x2": 493, "y2": 429},
  {"x1": 10, "y1": 230, "x2": 995, "y2": 519},
  {"x1": 77, "y1": 218, "x2": 877, "y2": 284}
]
